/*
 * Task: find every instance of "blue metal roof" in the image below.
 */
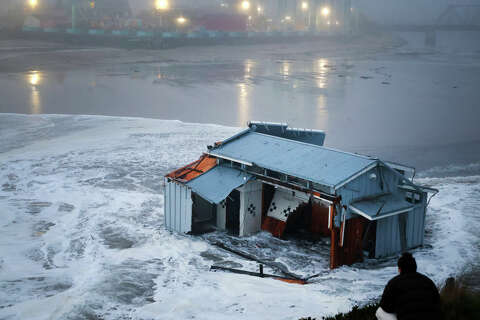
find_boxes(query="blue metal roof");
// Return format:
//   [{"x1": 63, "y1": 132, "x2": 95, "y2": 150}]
[
  {"x1": 209, "y1": 132, "x2": 376, "y2": 188},
  {"x1": 186, "y1": 166, "x2": 252, "y2": 204},
  {"x1": 350, "y1": 193, "x2": 414, "y2": 220},
  {"x1": 248, "y1": 121, "x2": 326, "y2": 146}
]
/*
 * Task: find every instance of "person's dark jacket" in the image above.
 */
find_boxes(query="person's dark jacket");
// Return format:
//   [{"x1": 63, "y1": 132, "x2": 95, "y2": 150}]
[{"x1": 380, "y1": 271, "x2": 441, "y2": 320}]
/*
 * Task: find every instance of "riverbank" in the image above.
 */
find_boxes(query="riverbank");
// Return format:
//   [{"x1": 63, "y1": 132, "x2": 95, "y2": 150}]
[{"x1": 0, "y1": 32, "x2": 401, "y2": 73}]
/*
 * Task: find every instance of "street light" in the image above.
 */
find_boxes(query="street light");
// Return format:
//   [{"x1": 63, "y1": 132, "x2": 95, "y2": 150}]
[
  {"x1": 257, "y1": 6, "x2": 263, "y2": 14},
  {"x1": 321, "y1": 7, "x2": 330, "y2": 17},
  {"x1": 176, "y1": 16, "x2": 187, "y2": 25},
  {"x1": 301, "y1": 1, "x2": 308, "y2": 11},
  {"x1": 28, "y1": 0, "x2": 38, "y2": 9},
  {"x1": 155, "y1": 0, "x2": 169, "y2": 11},
  {"x1": 241, "y1": 1, "x2": 250, "y2": 11}
]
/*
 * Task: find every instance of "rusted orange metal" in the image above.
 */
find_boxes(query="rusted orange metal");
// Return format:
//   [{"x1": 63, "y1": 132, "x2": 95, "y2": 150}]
[
  {"x1": 276, "y1": 278, "x2": 307, "y2": 285},
  {"x1": 330, "y1": 212, "x2": 367, "y2": 269},
  {"x1": 341, "y1": 217, "x2": 366, "y2": 266},
  {"x1": 165, "y1": 154, "x2": 217, "y2": 182},
  {"x1": 261, "y1": 216, "x2": 287, "y2": 238},
  {"x1": 310, "y1": 202, "x2": 330, "y2": 236},
  {"x1": 330, "y1": 205, "x2": 339, "y2": 269}
]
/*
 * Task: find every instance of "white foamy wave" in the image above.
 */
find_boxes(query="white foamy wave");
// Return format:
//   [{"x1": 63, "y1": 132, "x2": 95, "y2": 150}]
[
  {"x1": 417, "y1": 162, "x2": 480, "y2": 178},
  {"x1": 0, "y1": 114, "x2": 478, "y2": 320}
]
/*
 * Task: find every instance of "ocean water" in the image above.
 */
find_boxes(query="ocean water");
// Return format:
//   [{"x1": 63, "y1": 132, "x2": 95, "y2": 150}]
[{"x1": 0, "y1": 114, "x2": 478, "y2": 319}]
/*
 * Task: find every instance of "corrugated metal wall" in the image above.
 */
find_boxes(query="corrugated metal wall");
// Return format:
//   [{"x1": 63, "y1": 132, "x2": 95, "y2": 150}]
[
  {"x1": 340, "y1": 165, "x2": 400, "y2": 221},
  {"x1": 375, "y1": 198, "x2": 427, "y2": 258},
  {"x1": 375, "y1": 215, "x2": 402, "y2": 257},
  {"x1": 406, "y1": 197, "x2": 427, "y2": 248},
  {"x1": 339, "y1": 165, "x2": 427, "y2": 258},
  {"x1": 164, "y1": 178, "x2": 192, "y2": 233}
]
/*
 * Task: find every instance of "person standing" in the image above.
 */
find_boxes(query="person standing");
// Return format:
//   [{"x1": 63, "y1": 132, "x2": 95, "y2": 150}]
[{"x1": 377, "y1": 252, "x2": 441, "y2": 320}]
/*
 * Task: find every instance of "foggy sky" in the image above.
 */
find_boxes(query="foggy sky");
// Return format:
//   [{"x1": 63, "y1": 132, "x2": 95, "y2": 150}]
[{"x1": 0, "y1": 0, "x2": 469, "y2": 26}]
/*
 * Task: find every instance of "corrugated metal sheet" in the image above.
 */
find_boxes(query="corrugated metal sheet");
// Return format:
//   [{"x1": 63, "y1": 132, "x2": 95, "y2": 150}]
[
  {"x1": 350, "y1": 193, "x2": 414, "y2": 220},
  {"x1": 164, "y1": 178, "x2": 192, "y2": 233},
  {"x1": 375, "y1": 203, "x2": 426, "y2": 258},
  {"x1": 406, "y1": 200, "x2": 427, "y2": 248},
  {"x1": 209, "y1": 132, "x2": 376, "y2": 188},
  {"x1": 375, "y1": 215, "x2": 402, "y2": 257},
  {"x1": 186, "y1": 166, "x2": 252, "y2": 204},
  {"x1": 248, "y1": 122, "x2": 326, "y2": 146}
]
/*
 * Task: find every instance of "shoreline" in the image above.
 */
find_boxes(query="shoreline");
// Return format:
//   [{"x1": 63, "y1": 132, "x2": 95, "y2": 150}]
[{"x1": 0, "y1": 32, "x2": 402, "y2": 74}]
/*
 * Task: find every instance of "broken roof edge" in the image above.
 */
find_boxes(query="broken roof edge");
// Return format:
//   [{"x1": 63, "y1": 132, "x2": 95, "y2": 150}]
[
  {"x1": 186, "y1": 166, "x2": 254, "y2": 204},
  {"x1": 165, "y1": 154, "x2": 217, "y2": 183},
  {"x1": 349, "y1": 192, "x2": 416, "y2": 220},
  {"x1": 210, "y1": 127, "x2": 251, "y2": 149},
  {"x1": 378, "y1": 160, "x2": 425, "y2": 195},
  {"x1": 349, "y1": 203, "x2": 417, "y2": 221}
]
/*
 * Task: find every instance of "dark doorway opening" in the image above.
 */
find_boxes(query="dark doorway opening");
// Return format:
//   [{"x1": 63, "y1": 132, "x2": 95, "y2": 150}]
[
  {"x1": 284, "y1": 200, "x2": 330, "y2": 241},
  {"x1": 226, "y1": 189, "x2": 240, "y2": 236},
  {"x1": 191, "y1": 192, "x2": 216, "y2": 234},
  {"x1": 362, "y1": 220, "x2": 377, "y2": 258}
]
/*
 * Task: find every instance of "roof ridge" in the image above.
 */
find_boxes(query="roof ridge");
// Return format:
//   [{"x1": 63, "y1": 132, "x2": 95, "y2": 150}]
[{"x1": 250, "y1": 132, "x2": 374, "y2": 160}]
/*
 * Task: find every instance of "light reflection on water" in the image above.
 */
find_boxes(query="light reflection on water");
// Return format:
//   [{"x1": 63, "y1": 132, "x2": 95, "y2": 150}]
[
  {"x1": 237, "y1": 82, "x2": 251, "y2": 126},
  {"x1": 27, "y1": 71, "x2": 42, "y2": 114},
  {"x1": 315, "y1": 58, "x2": 329, "y2": 89},
  {"x1": 281, "y1": 60, "x2": 291, "y2": 80},
  {"x1": 314, "y1": 58, "x2": 330, "y2": 130},
  {"x1": 28, "y1": 72, "x2": 41, "y2": 86},
  {"x1": 244, "y1": 59, "x2": 255, "y2": 80},
  {"x1": 315, "y1": 95, "x2": 328, "y2": 131}
]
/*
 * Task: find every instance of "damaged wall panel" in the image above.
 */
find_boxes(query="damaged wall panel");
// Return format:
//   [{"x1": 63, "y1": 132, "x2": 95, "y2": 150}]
[
  {"x1": 310, "y1": 201, "x2": 330, "y2": 237},
  {"x1": 239, "y1": 181, "x2": 263, "y2": 236}
]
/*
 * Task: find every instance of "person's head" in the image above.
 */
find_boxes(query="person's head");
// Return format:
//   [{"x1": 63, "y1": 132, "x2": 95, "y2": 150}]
[{"x1": 397, "y1": 252, "x2": 417, "y2": 274}]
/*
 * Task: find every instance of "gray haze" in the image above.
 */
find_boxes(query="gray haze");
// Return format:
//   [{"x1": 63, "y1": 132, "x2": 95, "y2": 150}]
[{"x1": 0, "y1": 0, "x2": 460, "y2": 25}]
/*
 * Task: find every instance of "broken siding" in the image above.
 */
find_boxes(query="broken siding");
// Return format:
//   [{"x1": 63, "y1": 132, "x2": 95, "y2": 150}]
[
  {"x1": 239, "y1": 181, "x2": 263, "y2": 236},
  {"x1": 164, "y1": 179, "x2": 192, "y2": 233},
  {"x1": 339, "y1": 165, "x2": 426, "y2": 258},
  {"x1": 340, "y1": 166, "x2": 391, "y2": 221}
]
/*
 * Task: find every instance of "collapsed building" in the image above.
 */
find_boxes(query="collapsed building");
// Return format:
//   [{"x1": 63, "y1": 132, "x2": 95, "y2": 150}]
[{"x1": 164, "y1": 122, "x2": 437, "y2": 269}]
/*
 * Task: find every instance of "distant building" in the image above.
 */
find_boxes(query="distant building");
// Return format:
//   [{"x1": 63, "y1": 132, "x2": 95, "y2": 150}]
[{"x1": 164, "y1": 122, "x2": 437, "y2": 269}]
